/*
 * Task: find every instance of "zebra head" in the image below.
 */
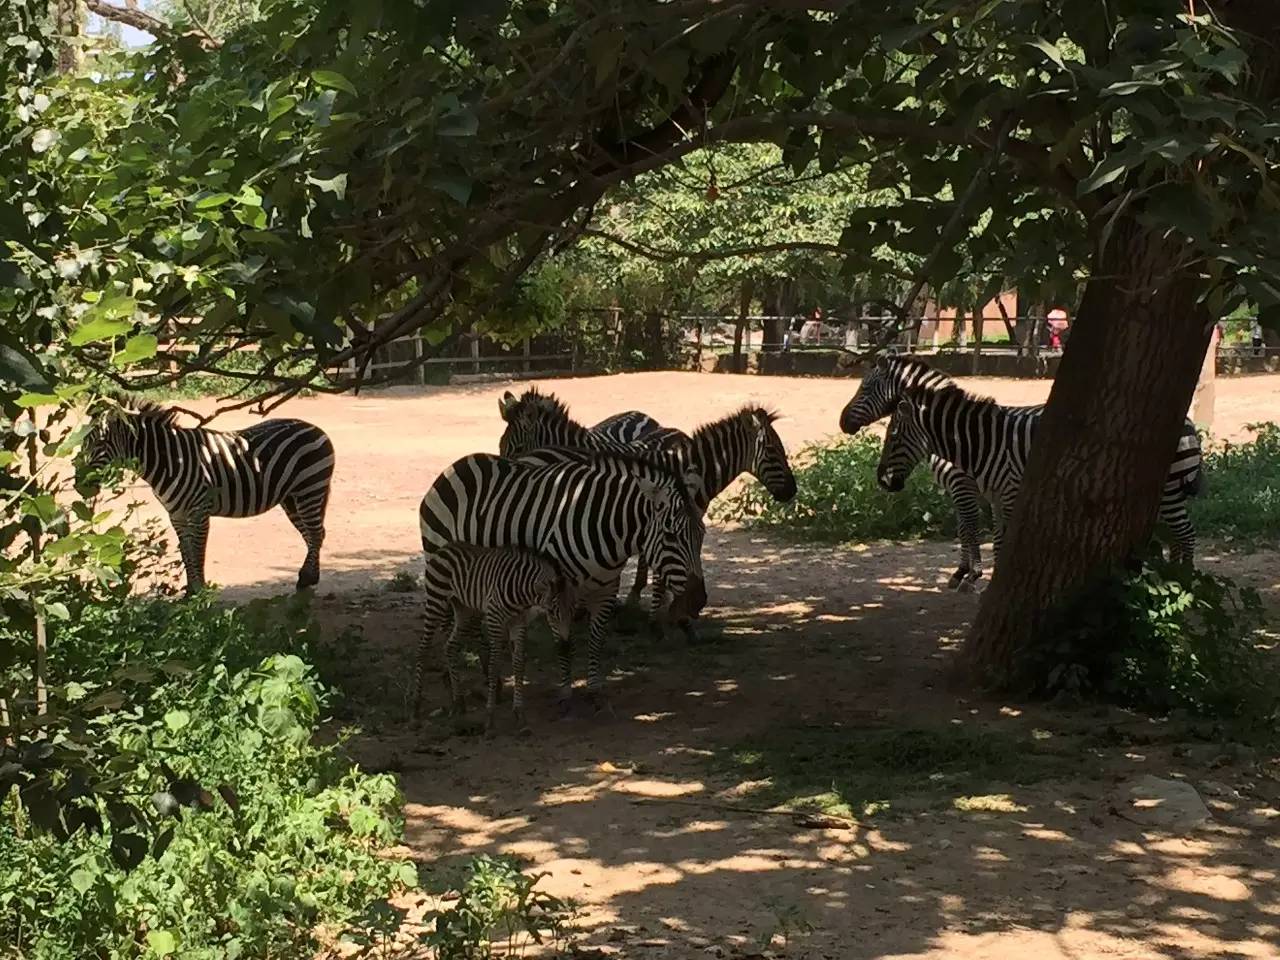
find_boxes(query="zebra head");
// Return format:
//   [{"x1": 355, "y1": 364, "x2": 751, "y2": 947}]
[
  {"x1": 535, "y1": 565, "x2": 577, "y2": 645},
  {"x1": 497, "y1": 387, "x2": 586, "y2": 457},
  {"x1": 81, "y1": 399, "x2": 165, "y2": 473},
  {"x1": 634, "y1": 470, "x2": 708, "y2": 618},
  {"x1": 743, "y1": 408, "x2": 797, "y2": 502},
  {"x1": 877, "y1": 397, "x2": 930, "y2": 493},
  {"x1": 839, "y1": 356, "x2": 949, "y2": 434}
]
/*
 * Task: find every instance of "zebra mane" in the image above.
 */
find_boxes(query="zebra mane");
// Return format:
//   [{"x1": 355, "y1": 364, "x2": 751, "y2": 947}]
[
  {"x1": 902, "y1": 380, "x2": 999, "y2": 409},
  {"x1": 507, "y1": 386, "x2": 579, "y2": 426},
  {"x1": 693, "y1": 404, "x2": 780, "y2": 439},
  {"x1": 564, "y1": 446, "x2": 700, "y2": 508},
  {"x1": 103, "y1": 392, "x2": 183, "y2": 426},
  {"x1": 883, "y1": 355, "x2": 956, "y2": 390}
]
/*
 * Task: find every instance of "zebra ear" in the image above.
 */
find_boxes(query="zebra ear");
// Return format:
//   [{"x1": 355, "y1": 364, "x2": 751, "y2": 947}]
[
  {"x1": 498, "y1": 391, "x2": 517, "y2": 420},
  {"x1": 681, "y1": 468, "x2": 703, "y2": 500}
]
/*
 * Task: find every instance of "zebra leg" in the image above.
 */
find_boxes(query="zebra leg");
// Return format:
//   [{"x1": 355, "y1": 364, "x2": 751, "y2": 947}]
[
  {"x1": 172, "y1": 511, "x2": 210, "y2": 597},
  {"x1": 1159, "y1": 496, "x2": 1196, "y2": 565},
  {"x1": 647, "y1": 574, "x2": 668, "y2": 641},
  {"x1": 483, "y1": 609, "x2": 508, "y2": 736},
  {"x1": 941, "y1": 469, "x2": 984, "y2": 591},
  {"x1": 584, "y1": 584, "x2": 619, "y2": 713},
  {"x1": 282, "y1": 491, "x2": 327, "y2": 591},
  {"x1": 410, "y1": 601, "x2": 448, "y2": 726},
  {"x1": 444, "y1": 614, "x2": 468, "y2": 718},
  {"x1": 511, "y1": 620, "x2": 529, "y2": 734},
  {"x1": 627, "y1": 556, "x2": 649, "y2": 607}
]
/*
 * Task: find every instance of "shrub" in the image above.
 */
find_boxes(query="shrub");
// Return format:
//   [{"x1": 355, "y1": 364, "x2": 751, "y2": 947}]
[
  {"x1": 1031, "y1": 554, "x2": 1277, "y2": 733},
  {"x1": 0, "y1": 594, "x2": 415, "y2": 959},
  {"x1": 1191, "y1": 422, "x2": 1280, "y2": 542},
  {"x1": 711, "y1": 434, "x2": 964, "y2": 542}
]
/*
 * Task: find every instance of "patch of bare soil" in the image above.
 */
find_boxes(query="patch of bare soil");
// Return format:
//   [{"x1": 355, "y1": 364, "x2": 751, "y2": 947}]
[{"x1": 314, "y1": 530, "x2": 1280, "y2": 960}]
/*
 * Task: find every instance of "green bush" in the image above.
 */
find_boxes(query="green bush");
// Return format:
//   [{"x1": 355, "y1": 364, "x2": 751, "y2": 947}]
[
  {"x1": 0, "y1": 594, "x2": 415, "y2": 959},
  {"x1": 1031, "y1": 554, "x2": 1276, "y2": 732},
  {"x1": 711, "y1": 434, "x2": 964, "y2": 542},
  {"x1": 1191, "y1": 422, "x2": 1280, "y2": 542}
]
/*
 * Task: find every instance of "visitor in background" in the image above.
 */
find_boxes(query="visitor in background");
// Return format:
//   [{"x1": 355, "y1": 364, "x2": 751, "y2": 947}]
[{"x1": 1047, "y1": 307, "x2": 1069, "y2": 351}]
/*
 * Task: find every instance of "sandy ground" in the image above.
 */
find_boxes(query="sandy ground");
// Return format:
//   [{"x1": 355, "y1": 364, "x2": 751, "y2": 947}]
[
  {"x1": 117, "y1": 370, "x2": 1280, "y2": 960},
  {"x1": 134, "y1": 369, "x2": 1280, "y2": 597}
]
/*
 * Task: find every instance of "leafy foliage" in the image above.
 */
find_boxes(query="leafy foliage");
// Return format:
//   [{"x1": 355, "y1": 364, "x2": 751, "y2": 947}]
[
  {"x1": 0, "y1": 593, "x2": 414, "y2": 959},
  {"x1": 711, "y1": 434, "x2": 962, "y2": 543},
  {"x1": 422, "y1": 855, "x2": 578, "y2": 959},
  {"x1": 1190, "y1": 423, "x2": 1280, "y2": 543},
  {"x1": 1032, "y1": 554, "x2": 1276, "y2": 731}
]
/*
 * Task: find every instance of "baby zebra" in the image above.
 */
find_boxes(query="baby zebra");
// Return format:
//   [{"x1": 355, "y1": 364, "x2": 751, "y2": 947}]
[{"x1": 411, "y1": 544, "x2": 574, "y2": 733}]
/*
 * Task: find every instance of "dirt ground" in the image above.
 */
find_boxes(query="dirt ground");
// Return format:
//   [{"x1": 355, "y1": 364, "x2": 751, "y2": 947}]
[{"x1": 139, "y1": 370, "x2": 1280, "y2": 960}]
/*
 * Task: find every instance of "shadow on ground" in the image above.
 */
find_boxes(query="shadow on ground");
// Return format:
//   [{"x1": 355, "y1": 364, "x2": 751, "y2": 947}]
[{"x1": 227, "y1": 528, "x2": 1280, "y2": 960}]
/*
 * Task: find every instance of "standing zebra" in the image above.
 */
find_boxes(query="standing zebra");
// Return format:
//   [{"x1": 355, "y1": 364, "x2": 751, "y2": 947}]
[
  {"x1": 419, "y1": 451, "x2": 706, "y2": 704},
  {"x1": 878, "y1": 384, "x2": 1203, "y2": 566},
  {"x1": 497, "y1": 387, "x2": 683, "y2": 456},
  {"x1": 513, "y1": 405, "x2": 797, "y2": 605},
  {"x1": 839, "y1": 356, "x2": 1039, "y2": 590},
  {"x1": 411, "y1": 543, "x2": 575, "y2": 733},
  {"x1": 590, "y1": 409, "x2": 665, "y2": 443},
  {"x1": 82, "y1": 398, "x2": 334, "y2": 595}
]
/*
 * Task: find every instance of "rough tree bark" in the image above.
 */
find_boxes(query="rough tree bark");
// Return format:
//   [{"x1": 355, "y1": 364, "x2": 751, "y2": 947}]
[{"x1": 964, "y1": 216, "x2": 1213, "y2": 683}]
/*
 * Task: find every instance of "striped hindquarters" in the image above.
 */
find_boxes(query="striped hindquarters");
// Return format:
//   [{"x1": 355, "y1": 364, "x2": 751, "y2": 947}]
[
  {"x1": 422, "y1": 543, "x2": 555, "y2": 616},
  {"x1": 204, "y1": 419, "x2": 334, "y2": 518},
  {"x1": 419, "y1": 453, "x2": 641, "y2": 588}
]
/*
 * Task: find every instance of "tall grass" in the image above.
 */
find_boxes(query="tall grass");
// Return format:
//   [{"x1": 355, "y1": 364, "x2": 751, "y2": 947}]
[{"x1": 1191, "y1": 422, "x2": 1280, "y2": 543}]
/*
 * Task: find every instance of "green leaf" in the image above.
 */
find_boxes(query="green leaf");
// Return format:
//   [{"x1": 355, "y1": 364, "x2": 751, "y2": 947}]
[
  {"x1": 0, "y1": 341, "x2": 51, "y2": 391},
  {"x1": 112, "y1": 334, "x2": 158, "y2": 367},
  {"x1": 70, "y1": 868, "x2": 96, "y2": 894},
  {"x1": 15, "y1": 392, "x2": 59, "y2": 407},
  {"x1": 1027, "y1": 37, "x2": 1065, "y2": 69},
  {"x1": 164, "y1": 710, "x2": 191, "y2": 733},
  {"x1": 193, "y1": 192, "x2": 234, "y2": 210},
  {"x1": 1103, "y1": 79, "x2": 1161, "y2": 96},
  {"x1": 1077, "y1": 146, "x2": 1142, "y2": 196},
  {"x1": 437, "y1": 108, "x2": 478, "y2": 138},
  {"x1": 306, "y1": 172, "x2": 348, "y2": 199},
  {"x1": 69, "y1": 295, "x2": 137, "y2": 346},
  {"x1": 427, "y1": 172, "x2": 472, "y2": 205},
  {"x1": 312, "y1": 69, "x2": 357, "y2": 96},
  {"x1": 22, "y1": 495, "x2": 60, "y2": 526},
  {"x1": 146, "y1": 929, "x2": 179, "y2": 957}
]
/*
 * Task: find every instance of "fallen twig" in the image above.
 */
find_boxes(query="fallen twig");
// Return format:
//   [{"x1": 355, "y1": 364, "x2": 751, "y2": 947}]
[{"x1": 629, "y1": 795, "x2": 861, "y2": 830}]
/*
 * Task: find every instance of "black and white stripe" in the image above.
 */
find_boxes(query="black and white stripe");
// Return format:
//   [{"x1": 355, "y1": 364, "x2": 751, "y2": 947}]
[
  {"x1": 418, "y1": 451, "x2": 706, "y2": 700},
  {"x1": 878, "y1": 383, "x2": 1203, "y2": 566},
  {"x1": 516, "y1": 405, "x2": 798, "y2": 604},
  {"x1": 840, "y1": 357, "x2": 1037, "y2": 589},
  {"x1": 590, "y1": 409, "x2": 665, "y2": 444},
  {"x1": 497, "y1": 387, "x2": 684, "y2": 457},
  {"x1": 411, "y1": 543, "x2": 574, "y2": 732},
  {"x1": 83, "y1": 399, "x2": 334, "y2": 594}
]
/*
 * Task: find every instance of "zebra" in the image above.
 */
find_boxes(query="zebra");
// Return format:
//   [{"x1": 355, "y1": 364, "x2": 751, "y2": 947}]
[
  {"x1": 877, "y1": 383, "x2": 1203, "y2": 567},
  {"x1": 410, "y1": 543, "x2": 575, "y2": 733},
  {"x1": 838, "y1": 356, "x2": 1040, "y2": 590},
  {"x1": 418, "y1": 451, "x2": 706, "y2": 705},
  {"x1": 590, "y1": 409, "x2": 665, "y2": 443},
  {"x1": 514, "y1": 405, "x2": 798, "y2": 605},
  {"x1": 497, "y1": 387, "x2": 685, "y2": 457},
  {"x1": 82, "y1": 398, "x2": 334, "y2": 595}
]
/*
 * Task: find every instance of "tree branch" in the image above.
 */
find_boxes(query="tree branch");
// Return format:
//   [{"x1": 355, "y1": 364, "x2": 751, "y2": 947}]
[{"x1": 85, "y1": 0, "x2": 222, "y2": 49}]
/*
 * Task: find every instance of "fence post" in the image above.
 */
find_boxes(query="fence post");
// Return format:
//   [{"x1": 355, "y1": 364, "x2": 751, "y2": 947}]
[
  {"x1": 695, "y1": 321, "x2": 704, "y2": 369},
  {"x1": 470, "y1": 324, "x2": 480, "y2": 375},
  {"x1": 972, "y1": 308, "x2": 984, "y2": 375},
  {"x1": 522, "y1": 336, "x2": 531, "y2": 374},
  {"x1": 413, "y1": 333, "x2": 424, "y2": 385}
]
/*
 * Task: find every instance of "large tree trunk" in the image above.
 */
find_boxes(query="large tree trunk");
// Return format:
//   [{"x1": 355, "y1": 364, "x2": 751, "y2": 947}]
[{"x1": 963, "y1": 218, "x2": 1213, "y2": 685}]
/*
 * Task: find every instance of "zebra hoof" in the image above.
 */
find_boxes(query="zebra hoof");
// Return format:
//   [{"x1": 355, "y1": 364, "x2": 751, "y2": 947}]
[
  {"x1": 296, "y1": 570, "x2": 320, "y2": 591},
  {"x1": 947, "y1": 571, "x2": 966, "y2": 591}
]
